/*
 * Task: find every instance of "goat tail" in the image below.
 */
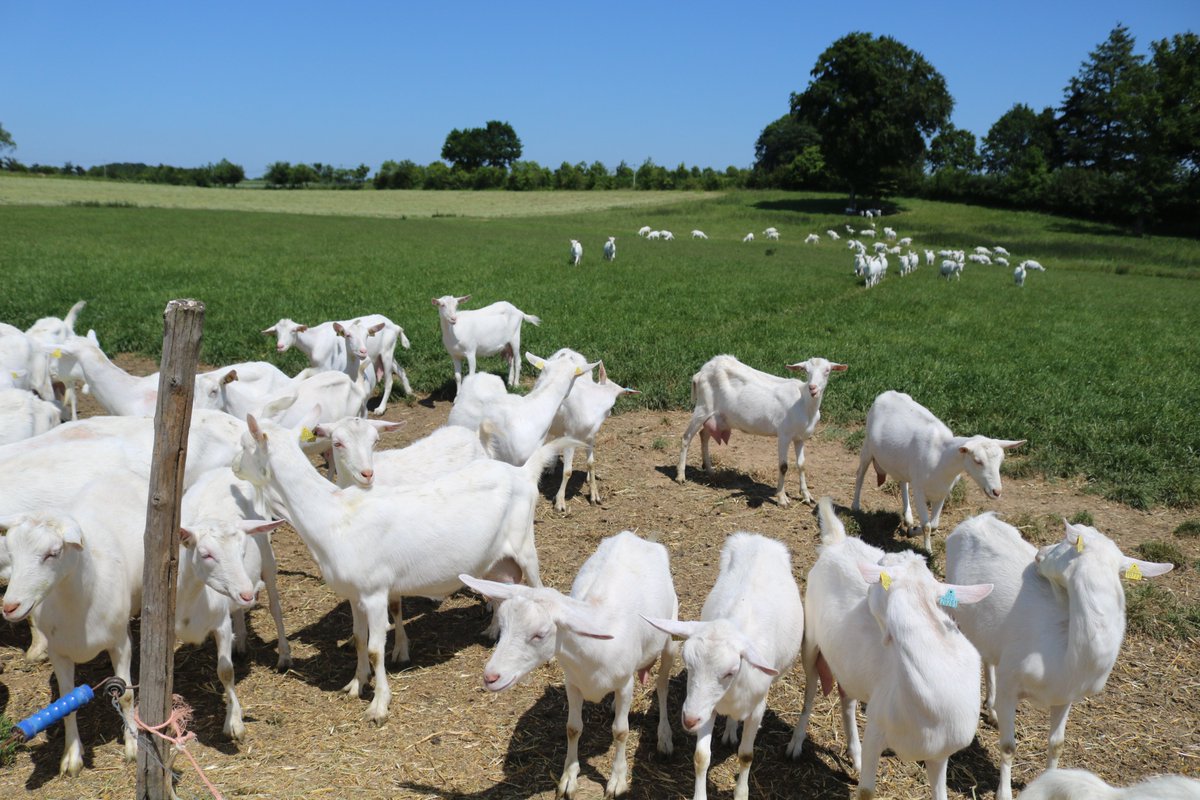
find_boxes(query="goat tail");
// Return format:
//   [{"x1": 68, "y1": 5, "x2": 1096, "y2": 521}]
[
  {"x1": 817, "y1": 496, "x2": 847, "y2": 546},
  {"x1": 524, "y1": 314, "x2": 542, "y2": 327},
  {"x1": 64, "y1": 300, "x2": 87, "y2": 332},
  {"x1": 521, "y1": 436, "x2": 585, "y2": 484}
]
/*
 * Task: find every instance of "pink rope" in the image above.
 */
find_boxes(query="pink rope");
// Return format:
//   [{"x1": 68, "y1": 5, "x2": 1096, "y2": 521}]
[{"x1": 132, "y1": 695, "x2": 225, "y2": 800}]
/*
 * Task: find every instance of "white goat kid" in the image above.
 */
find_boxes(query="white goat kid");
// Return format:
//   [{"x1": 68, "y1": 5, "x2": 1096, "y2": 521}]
[
  {"x1": 431, "y1": 294, "x2": 542, "y2": 391},
  {"x1": 742, "y1": 232, "x2": 755, "y2": 243},
  {"x1": 643, "y1": 533, "x2": 804, "y2": 800},
  {"x1": 538, "y1": 350, "x2": 638, "y2": 511},
  {"x1": 945, "y1": 514, "x2": 1174, "y2": 800},
  {"x1": 569, "y1": 239, "x2": 583, "y2": 266},
  {"x1": 176, "y1": 518, "x2": 287, "y2": 741},
  {"x1": 853, "y1": 390, "x2": 1024, "y2": 550},
  {"x1": 332, "y1": 315, "x2": 413, "y2": 414},
  {"x1": 461, "y1": 530, "x2": 677, "y2": 799},
  {"x1": 233, "y1": 412, "x2": 566, "y2": 722},
  {"x1": 677, "y1": 355, "x2": 847, "y2": 506},
  {"x1": 691, "y1": 230, "x2": 708, "y2": 239}
]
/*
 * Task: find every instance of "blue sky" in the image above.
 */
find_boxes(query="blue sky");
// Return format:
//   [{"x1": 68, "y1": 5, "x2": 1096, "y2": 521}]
[{"x1": 3, "y1": 1, "x2": 1196, "y2": 178}]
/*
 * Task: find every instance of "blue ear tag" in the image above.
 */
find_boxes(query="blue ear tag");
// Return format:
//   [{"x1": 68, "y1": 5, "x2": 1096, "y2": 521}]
[{"x1": 938, "y1": 589, "x2": 958, "y2": 609}]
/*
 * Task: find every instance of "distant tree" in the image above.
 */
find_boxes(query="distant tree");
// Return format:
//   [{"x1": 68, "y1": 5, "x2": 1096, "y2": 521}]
[
  {"x1": 981, "y1": 104, "x2": 1059, "y2": 174},
  {"x1": 753, "y1": 113, "x2": 820, "y2": 174},
  {"x1": 586, "y1": 160, "x2": 610, "y2": 189},
  {"x1": 1150, "y1": 32, "x2": 1200, "y2": 170},
  {"x1": 290, "y1": 163, "x2": 317, "y2": 187},
  {"x1": 1059, "y1": 25, "x2": 1146, "y2": 172},
  {"x1": 793, "y1": 32, "x2": 952, "y2": 205},
  {"x1": 423, "y1": 161, "x2": 454, "y2": 189},
  {"x1": 554, "y1": 161, "x2": 586, "y2": 190},
  {"x1": 210, "y1": 158, "x2": 245, "y2": 187},
  {"x1": 612, "y1": 160, "x2": 634, "y2": 189},
  {"x1": 264, "y1": 161, "x2": 292, "y2": 187},
  {"x1": 441, "y1": 120, "x2": 522, "y2": 171},
  {"x1": 506, "y1": 160, "x2": 552, "y2": 191},
  {"x1": 0, "y1": 122, "x2": 14, "y2": 153},
  {"x1": 927, "y1": 125, "x2": 981, "y2": 173}
]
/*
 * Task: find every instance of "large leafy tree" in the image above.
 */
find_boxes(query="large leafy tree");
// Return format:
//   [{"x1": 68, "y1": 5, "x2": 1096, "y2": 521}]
[
  {"x1": 981, "y1": 104, "x2": 1059, "y2": 174},
  {"x1": 793, "y1": 32, "x2": 952, "y2": 204},
  {"x1": 441, "y1": 120, "x2": 522, "y2": 171},
  {"x1": 1059, "y1": 25, "x2": 1147, "y2": 172}
]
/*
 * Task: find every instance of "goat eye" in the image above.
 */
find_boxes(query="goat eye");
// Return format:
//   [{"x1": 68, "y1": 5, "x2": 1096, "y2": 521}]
[
  {"x1": 43, "y1": 549, "x2": 61, "y2": 562},
  {"x1": 202, "y1": 552, "x2": 216, "y2": 562},
  {"x1": 974, "y1": 458, "x2": 983, "y2": 465}
]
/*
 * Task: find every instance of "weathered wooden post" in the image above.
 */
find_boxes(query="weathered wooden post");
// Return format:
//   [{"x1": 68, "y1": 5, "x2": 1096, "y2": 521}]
[{"x1": 137, "y1": 299, "x2": 205, "y2": 800}]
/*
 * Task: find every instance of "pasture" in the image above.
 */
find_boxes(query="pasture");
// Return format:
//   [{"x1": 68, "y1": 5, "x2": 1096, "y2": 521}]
[{"x1": 0, "y1": 181, "x2": 1198, "y2": 798}]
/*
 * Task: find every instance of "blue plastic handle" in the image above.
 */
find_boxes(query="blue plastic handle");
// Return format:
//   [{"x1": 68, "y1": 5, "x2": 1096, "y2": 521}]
[{"x1": 15, "y1": 684, "x2": 95, "y2": 740}]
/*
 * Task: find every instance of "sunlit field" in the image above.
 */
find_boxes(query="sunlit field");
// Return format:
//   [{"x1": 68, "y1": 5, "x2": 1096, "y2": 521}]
[{"x1": 2, "y1": 182, "x2": 1198, "y2": 507}]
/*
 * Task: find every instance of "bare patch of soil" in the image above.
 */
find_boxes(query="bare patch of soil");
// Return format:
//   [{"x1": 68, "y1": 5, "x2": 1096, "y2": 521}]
[{"x1": 1, "y1": 360, "x2": 1196, "y2": 798}]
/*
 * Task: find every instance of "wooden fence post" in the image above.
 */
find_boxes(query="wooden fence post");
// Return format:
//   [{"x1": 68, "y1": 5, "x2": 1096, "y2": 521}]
[{"x1": 136, "y1": 299, "x2": 205, "y2": 800}]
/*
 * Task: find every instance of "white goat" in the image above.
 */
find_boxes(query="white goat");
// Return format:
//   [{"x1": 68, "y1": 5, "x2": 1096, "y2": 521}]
[
  {"x1": 461, "y1": 530, "x2": 677, "y2": 799},
  {"x1": 925, "y1": 249, "x2": 935, "y2": 266},
  {"x1": 261, "y1": 318, "x2": 346, "y2": 373},
  {"x1": 446, "y1": 371, "x2": 508, "y2": 430},
  {"x1": 805, "y1": 233, "x2": 820, "y2": 244},
  {"x1": 1019, "y1": 768, "x2": 1200, "y2": 800},
  {"x1": 852, "y1": 390, "x2": 1024, "y2": 551},
  {"x1": 181, "y1": 467, "x2": 291, "y2": 669},
  {"x1": 476, "y1": 352, "x2": 595, "y2": 466},
  {"x1": 603, "y1": 236, "x2": 616, "y2": 262},
  {"x1": 898, "y1": 236, "x2": 912, "y2": 246},
  {"x1": 677, "y1": 355, "x2": 847, "y2": 506},
  {"x1": 742, "y1": 232, "x2": 754, "y2": 243},
  {"x1": 0, "y1": 388, "x2": 61, "y2": 445},
  {"x1": 332, "y1": 315, "x2": 413, "y2": 414},
  {"x1": 691, "y1": 230, "x2": 708, "y2": 240},
  {"x1": 883, "y1": 226, "x2": 897, "y2": 240},
  {"x1": 1020, "y1": 259, "x2": 1046, "y2": 271},
  {"x1": 853, "y1": 552, "x2": 992, "y2": 800},
  {"x1": 0, "y1": 324, "x2": 56, "y2": 405},
  {"x1": 945, "y1": 514, "x2": 1174, "y2": 800},
  {"x1": 638, "y1": 226, "x2": 652, "y2": 237},
  {"x1": 233, "y1": 412, "x2": 572, "y2": 722},
  {"x1": 431, "y1": 294, "x2": 541, "y2": 391},
  {"x1": 992, "y1": 246, "x2": 1010, "y2": 256},
  {"x1": 826, "y1": 229, "x2": 840, "y2": 240},
  {"x1": 25, "y1": 300, "x2": 87, "y2": 419},
  {"x1": 0, "y1": 476, "x2": 146, "y2": 776},
  {"x1": 660, "y1": 230, "x2": 675, "y2": 241},
  {"x1": 50, "y1": 335, "x2": 159, "y2": 416},
  {"x1": 1014, "y1": 264, "x2": 1027, "y2": 286},
  {"x1": 569, "y1": 239, "x2": 583, "y2": 266},
  {"x1": 175, "y1": 517, "x2": 287, "y2": 741},
  {"x1": 647, "y1": 230, "x2": 662, "y2": 241},
  {"x1": 318, "y1": 419, "x2": 486, "y2": 489},
  {"x1": 764, "y1": 230, "x2": 780, "y2": 241},
  {"x1": 643, "y1": 532, "x2": 804, "y2": 800},
  {"x1": 538, "y1": 350, "x2": 638, "y2": 511},
  {"x1": 939, "y1": 260, "x2": 963, "y2": 280}
]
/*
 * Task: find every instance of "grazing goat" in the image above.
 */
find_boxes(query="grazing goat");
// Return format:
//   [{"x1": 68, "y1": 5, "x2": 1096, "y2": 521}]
[
  {"x1": 462, "y1": 530, "x2": 677, "y2": 799},
  {"x1": 691, "y1": 230, "x2": 708, "y2": 239},
  {"x1": 853, "y1": 390, "x2": 1024, "y2": 551},
  {"x1": 742, "y1": 232, "x2": 754, "y2": 243},
  {"x1": 644, "y1": 533, "x2": 804, "y2": 800},
  {"x1": 826, "y1": 229, "x2": 840, "y2": 240},
  {"x1": 678, "y1": 355, "x2": 847, "y2": 506},
  {"x1": 805, "y1": 233, "x2": 820, "y2": 244},
  {"x1": 233, "y1": 412, "x2": 573, "y2": 722},
  {"x1": 638, "y1": 226, "x2": 652, "y2": 237},
  {"x1": 603, "y1": 236, "x2": 616, "y2": 262},
  {"x1": 431, "y1": 294, "x2": 541, "y2": 391},
  {"x1": 945, "y1": 514, "x2": 1174, "y2": 800}
]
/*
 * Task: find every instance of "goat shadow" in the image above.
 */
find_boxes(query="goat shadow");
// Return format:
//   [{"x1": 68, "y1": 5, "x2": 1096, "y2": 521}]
[
  {"x1": 397, "y1": 671, "x2": 852, "y2": 799},
  {"x1": 653, "y1": 464, "x2": 780, "y2": 509}
]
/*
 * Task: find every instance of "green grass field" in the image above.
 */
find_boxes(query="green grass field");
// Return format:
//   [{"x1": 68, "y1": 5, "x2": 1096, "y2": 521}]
[{"x1": 2, "y1": 179, "x2": 1198, "y2": 508}]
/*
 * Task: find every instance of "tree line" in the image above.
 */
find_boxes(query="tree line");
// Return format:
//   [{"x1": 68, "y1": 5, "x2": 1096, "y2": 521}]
[
  {"x1": 752, "y1": 26, "x2": 1199, "y2": 235},
  {"x1": 1, "y1": 24, "x2": 1194, "y2": 233}
]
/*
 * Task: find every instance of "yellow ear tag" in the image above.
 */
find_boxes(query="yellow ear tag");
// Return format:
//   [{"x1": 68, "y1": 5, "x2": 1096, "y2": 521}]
[
  {"x1": 880, "y1": 571, "x2": 892, "y2": 591},
  {"x1": 1125, "y1": 563, "x2": 1143, "y2": 581},
  {"x1": 51, "y1": 348, "x2": 62, "y2": 359},
  {"x1": 1075, "y1": 536, "x2": 1085, "y2": 553},
  {"x1": 300, "y1": 427, "x2": 316, "y2": 443},
  {"x1": 9, "y1": 371, "x2": 17, "y2": 380}
]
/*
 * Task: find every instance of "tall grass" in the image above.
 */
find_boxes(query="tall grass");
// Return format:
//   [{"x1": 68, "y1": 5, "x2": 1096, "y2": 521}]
[{"x1": 1, "y1": 189, "x2": 1198, "y2": 508}]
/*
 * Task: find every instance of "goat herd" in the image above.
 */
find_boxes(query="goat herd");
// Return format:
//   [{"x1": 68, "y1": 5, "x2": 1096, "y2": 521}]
[{"x1": 0, "y1": 283, "x2": 1194, "y2": 800}]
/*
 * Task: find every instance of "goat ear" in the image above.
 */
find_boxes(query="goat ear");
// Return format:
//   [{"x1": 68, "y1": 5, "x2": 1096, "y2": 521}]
[
  {"x1": 0, "y1": 515, "x2": 25, "y2": 533},
  {"x1": 526, "y1": 352, "x2": 546, "y2": 370},
  {"x1": 430, "y1": 297, "x2": 441, "y2": 308},
  {"x1": 459, "y1": 574, "x2": 525, "y2": 602},
  {"x1": 740, "y1": 639, "x2": 780, "y2": 676},
  {"x1": 640, "y1": 615, "x2": 704, "y2": 640},
  {"x1": 261, "y1": 325, "x2": 277, "y2": 335},
  {"x1": 246, "y1": 414, "x2": 264, "y2": 441},
  {"x1": 368, "y1": 323, "x2": 385, "y2": 335},
  {"x1": 936, "y1": 582, "x2": 994, "y2": 605},
  {"x1": 784, "y1": 361, "x2": 809, "y2": 373},
  {"x1": 295, "y1": 325, "x2": 308, "y2": 333},
  {"x1": 369, "y1": 420, "x2": 405, "y2": 434},
  {"x1": 1120, "y1": 557, "x2": 1174, "y2": 579},
  {"x1": 333, "y1": 322, "x2": 346, "y2": 335},
  {"x1": 238, "y1": 519, "x2": 287, "y2": 536},
  {"x1": 582, "y1": 360, "x2": 601, "y2": 375},
  {"x1": 998, "y1": 439, "x2": 1026, "y2": 450},
  {"x1": 222, "y1": 369, "x2": 239, "y2": 385},
  {"x1": 597, "y1": 362, "x2": 608, "y2": 384},
  {"x1": 179, "y1": 527, "x2": 197, "y2": 548},
  {"x1": 60, "y1": 519, "x2": 83, "y2": 548},
  {"x1": 457, "y1": 294, "x2": 471, "y2": 304},
  {"x1": 857, "y1": 562, "x2": 886, "y2": 585},
  {"x1": 557, "y1": 600, "x2": 614, "y2": 640},
  {"x1": 830, "y1": 362, "x2": 849, "y2": 372}
]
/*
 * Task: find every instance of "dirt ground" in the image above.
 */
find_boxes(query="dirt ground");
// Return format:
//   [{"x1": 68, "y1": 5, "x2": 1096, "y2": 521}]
[{"x1": 1, "y1": 358, "x2": 1197, "y2": 799}]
